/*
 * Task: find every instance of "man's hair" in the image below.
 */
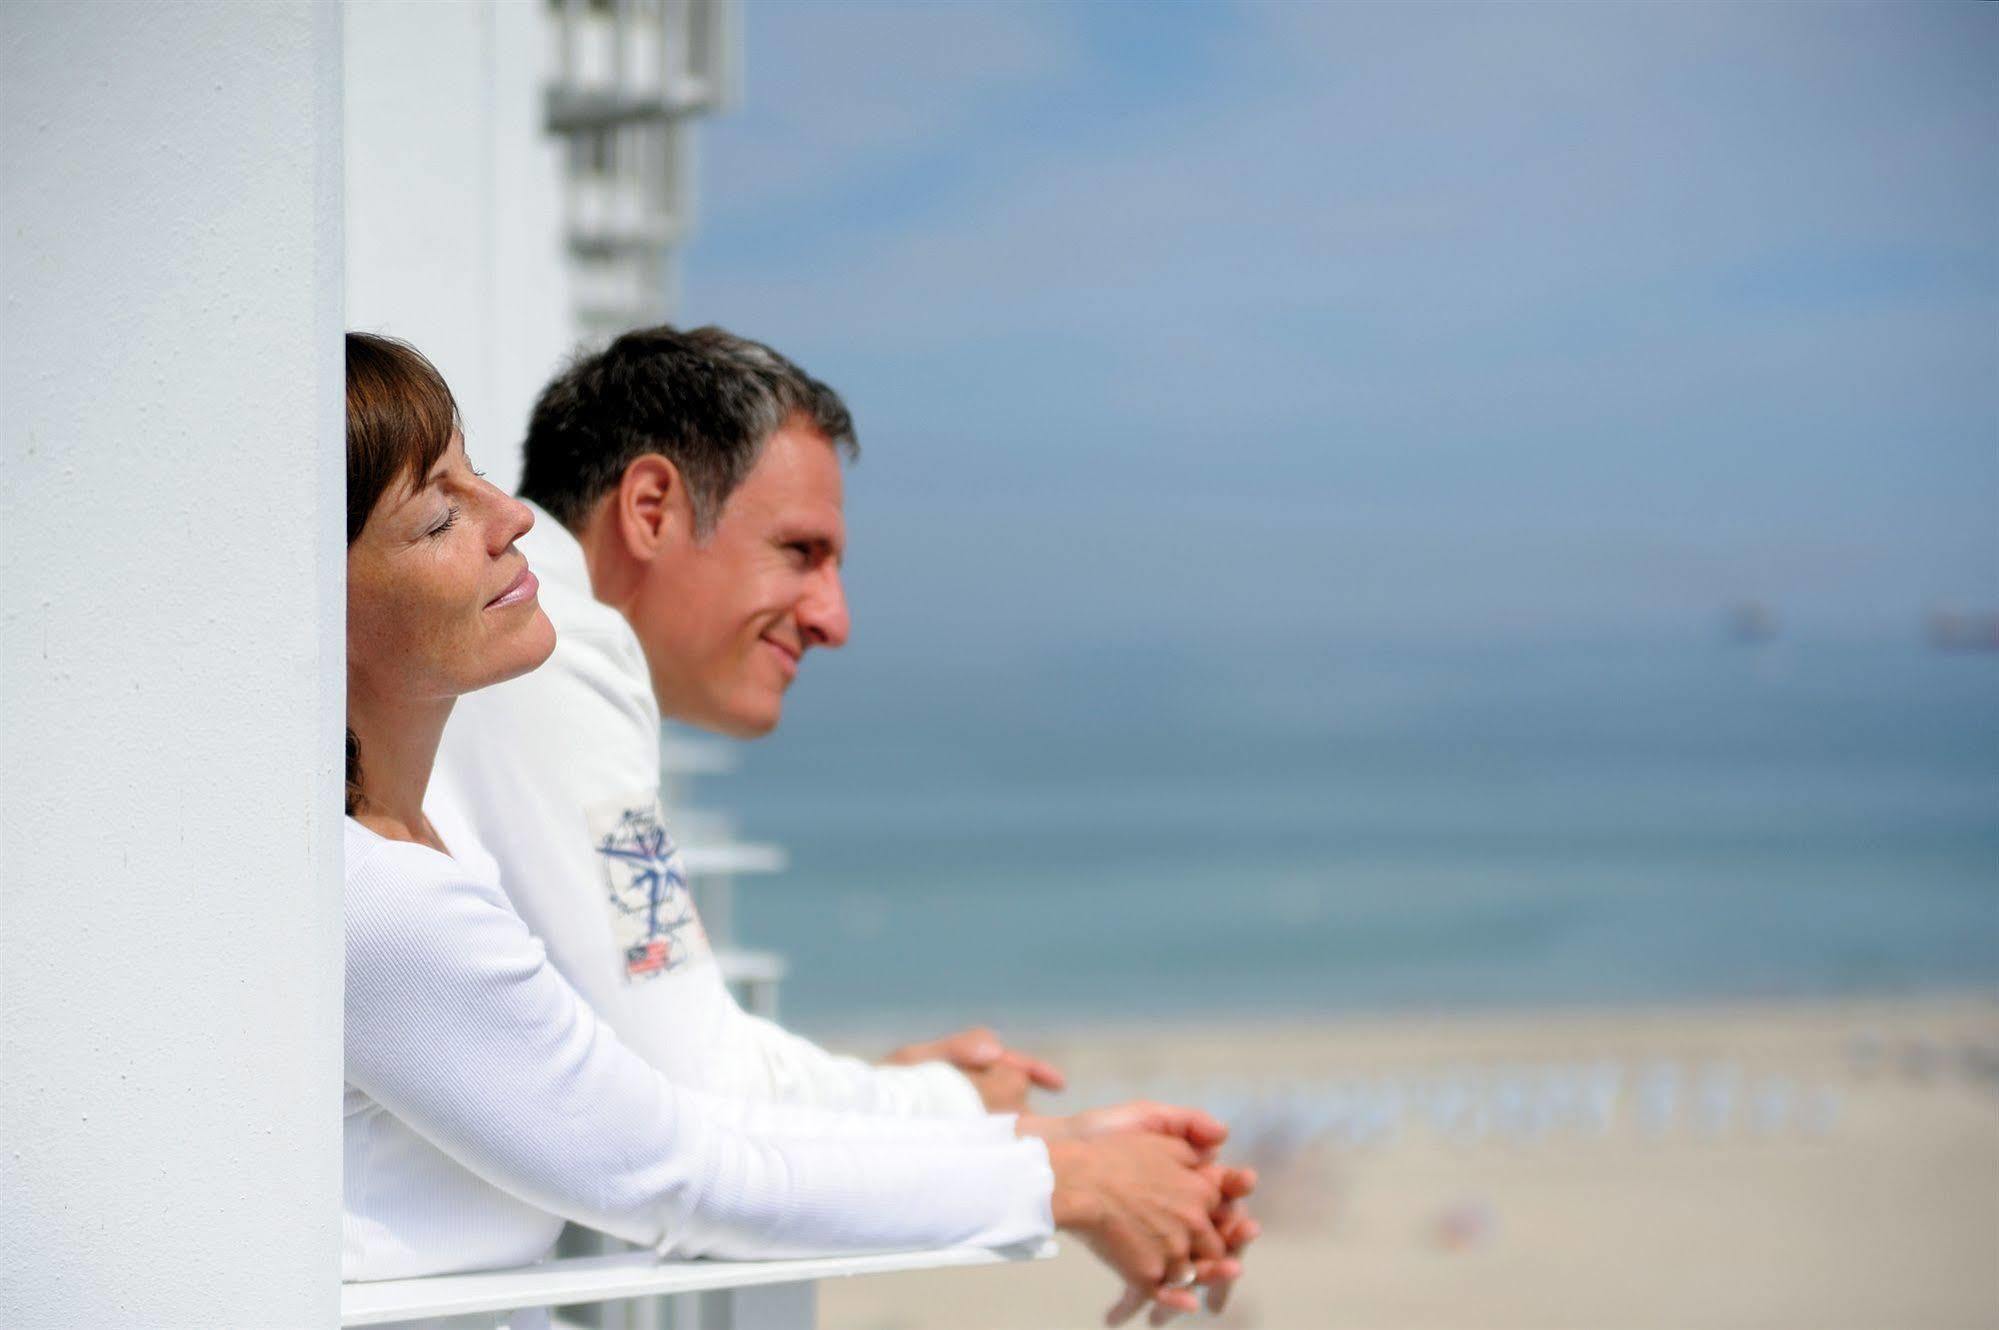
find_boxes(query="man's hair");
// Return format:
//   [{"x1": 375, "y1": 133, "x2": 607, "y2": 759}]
[{"x1": 518, "y1": 325, "x2": 858, "y2": 536}]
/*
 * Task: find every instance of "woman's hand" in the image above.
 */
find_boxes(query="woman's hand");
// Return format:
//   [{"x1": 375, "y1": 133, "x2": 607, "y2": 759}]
[
  {"x1": 1102, "y1": 1168, "x2": 1260, "y2": 1326},
  {"x1": 1020, "y1": 1100, "x2": 1229, "y2": 1160},
  {"x1": 1027, "y1": 1100, "x2": 1261, "y2": 1317},
  {"x1": 1045, "y1": 1133, "x2": 1231, "y2": 1317}
]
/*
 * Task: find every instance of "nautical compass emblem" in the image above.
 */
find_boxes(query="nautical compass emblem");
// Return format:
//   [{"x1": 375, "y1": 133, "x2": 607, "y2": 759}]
[{"x1": 588, "y1": 800, "x2": 707, "y2": 982}]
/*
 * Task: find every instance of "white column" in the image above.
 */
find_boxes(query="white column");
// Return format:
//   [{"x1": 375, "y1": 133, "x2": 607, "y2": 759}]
[
  {"x1": 345, "y1": 0, "x2": 574, "y2": 496},
  {"x1": 0, "y1": 3, "x2": 345, "y2": 1327}
]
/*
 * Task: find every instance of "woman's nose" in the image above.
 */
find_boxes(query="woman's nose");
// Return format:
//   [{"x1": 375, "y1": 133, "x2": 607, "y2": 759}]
[{"x1": 485, "y1": 484, "x2": 535, "y2": 554}]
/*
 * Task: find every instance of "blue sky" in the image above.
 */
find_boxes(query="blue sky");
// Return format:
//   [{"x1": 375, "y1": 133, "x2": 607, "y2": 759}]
[{"x1": 680, "y1": 1, "x2": 1995, "y2": 663}]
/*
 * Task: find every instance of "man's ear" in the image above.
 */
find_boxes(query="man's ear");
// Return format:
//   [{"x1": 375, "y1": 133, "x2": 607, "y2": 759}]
[{"x1": 615, "y1": 454, "x2": 689, "y2": 559}]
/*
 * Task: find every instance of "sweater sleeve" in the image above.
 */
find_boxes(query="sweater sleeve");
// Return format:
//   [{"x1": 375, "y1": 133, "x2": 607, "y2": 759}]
[
  {"x1": 344, "y1": 834, "x2": 1054, "y2": 1258},
  {"x1": 705, "y1": 1000, "x2": 989, "y2": 1118}
]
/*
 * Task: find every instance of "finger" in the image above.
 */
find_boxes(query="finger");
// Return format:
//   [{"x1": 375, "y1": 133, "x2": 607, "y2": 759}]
[
  {"x1": 1104, "y1": 1285, "x2": 1149, "y2": 1327},
  {"x1": 1173, "y1": 1108, "x2": 1228, "y2": 1153},
  {"x1": 1124, "y1": 1102, "x2": 1227, "y2": 1153},
  {"x1": 1193, "y1": 1255, "x2": 1242, "y2": 1314},
  {"x1": 1146, "y1": 1302, "x2": 1180, "y2": 1328},
  {"x1": 1152, "y1": 1108, "x2": 1226, "y2": 1160},
  {"x1": 982, "y1": 1064, "x2": 1032, "y2": 1097},
  {"x1": 1187, "y1": 1211, "x2": 1228, "y2": 1263},
  {"x1": 1020, "y1": 1053, "x2": 1067, "y2": 1091},
  {"x1": 1210, "y1": 1195, "x2": 1255, "y2": 1226},
  {"x1": 961, "y1": 1027, "x2": 1004, "y2": 1061},
  {"x1": 1219, "y1": 1209, "x2": 1259, "y2": 1251},
  {"x1": 994, "y1": 1047, "x2": 1066, "y2": 1091},
  {"x1": 1219, "y1": 1165, "x2": 1258, "y2": 1199},
  {"x1": 950, "y1": 1030, "x2": 1005, "y2": 1068},
  {"x1": 1192, "y1": 1256, "x2": 1241, "y2": 1283},
  {"x1": 1150, "y1": 1288, "x2": 1199, "y2": 1319}
]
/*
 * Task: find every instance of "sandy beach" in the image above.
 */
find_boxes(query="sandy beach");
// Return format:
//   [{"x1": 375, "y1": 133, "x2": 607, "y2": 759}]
[{"x1": 814, "y1": 995, "x2": 1999, "y2": 1330}]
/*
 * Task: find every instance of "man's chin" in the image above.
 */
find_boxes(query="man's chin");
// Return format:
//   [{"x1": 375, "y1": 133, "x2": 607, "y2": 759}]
[
  {"x1": 700, "y1": 695, "x2": 783, "y2": 740},
  {"x1": 719, "y1": 715, "x2": 780, "y2": 740},
  {"x1": 651, "y1": 675, "x2": 783, "y2": 739}
]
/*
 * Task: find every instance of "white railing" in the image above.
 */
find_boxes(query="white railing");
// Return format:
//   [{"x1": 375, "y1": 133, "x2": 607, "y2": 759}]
[
  {"x1": 342, "y1": 1240, "x2": 1057, "y2": 1329},
  {"x1": 661, "y1": 729, "x2": 790, "y2": 1019},
  {"x1": 715, "y1": 945, "x2": 788, "y2": 1020}
]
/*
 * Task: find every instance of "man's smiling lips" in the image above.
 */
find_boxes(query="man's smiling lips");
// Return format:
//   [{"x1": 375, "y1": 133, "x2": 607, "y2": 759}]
[{"x1": 760, "y1": 636, "x2": 801, "y2": 680}]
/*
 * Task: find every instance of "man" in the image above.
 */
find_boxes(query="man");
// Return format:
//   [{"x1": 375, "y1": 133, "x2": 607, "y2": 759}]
[
  {"x1": 428, "y1": 326, "x2": 1254, "y2": 1316},
  {"x1": 432, "y1": 327, "x2": 1047, "y2": 1115}
]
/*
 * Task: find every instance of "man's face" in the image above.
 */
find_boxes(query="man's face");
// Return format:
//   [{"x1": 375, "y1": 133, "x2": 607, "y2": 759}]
[{"x1": 630, "y1": 419, "x2": 849, "y2": 737}]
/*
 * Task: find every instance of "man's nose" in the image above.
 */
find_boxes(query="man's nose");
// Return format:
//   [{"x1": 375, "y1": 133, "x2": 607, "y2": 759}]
[{"x1": 798, "y1": 568, "x2": 850, "y2": 649}]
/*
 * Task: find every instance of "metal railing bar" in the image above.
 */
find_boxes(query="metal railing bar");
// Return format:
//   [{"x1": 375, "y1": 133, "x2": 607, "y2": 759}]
[{"x1": 341, "y1": 1240, "x2": 1056, "y2": 1327}]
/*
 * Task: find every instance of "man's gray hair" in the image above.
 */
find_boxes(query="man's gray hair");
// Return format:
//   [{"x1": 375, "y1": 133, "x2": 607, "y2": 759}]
[{"x1": 518, "y1": 324, "x2": 857, "y2": 536}]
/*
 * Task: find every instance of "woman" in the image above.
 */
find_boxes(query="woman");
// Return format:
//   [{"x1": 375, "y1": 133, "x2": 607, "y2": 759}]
[{"x1": 341, "y1": 334, "x2": 1251, "y2": 1318}]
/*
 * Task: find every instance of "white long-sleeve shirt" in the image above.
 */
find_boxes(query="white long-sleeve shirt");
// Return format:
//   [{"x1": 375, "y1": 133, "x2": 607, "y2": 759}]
[
  {"x1": 428, "y1": 503, "x2": 981, "y2": 1117},
  {"x1": 342, "y1": 817, "x2": 1053, "y2": 1284}
]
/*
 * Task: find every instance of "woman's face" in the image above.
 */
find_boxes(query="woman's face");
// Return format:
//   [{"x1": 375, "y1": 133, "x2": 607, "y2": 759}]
[{"x1": 347, "y1": 433, "x2": 555, "y2": 706}]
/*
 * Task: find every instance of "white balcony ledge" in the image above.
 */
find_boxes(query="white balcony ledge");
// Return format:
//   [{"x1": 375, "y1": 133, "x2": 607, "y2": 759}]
[
  {"x1": 715, "y1": 946, "x2": 787, "y2": 988},
  {"x1": 680, "y1": 842, "x2": 787, "y2": 876},
  {"x1": 341, "y1": 1240, "x2": 1058, "y2": 1327}
]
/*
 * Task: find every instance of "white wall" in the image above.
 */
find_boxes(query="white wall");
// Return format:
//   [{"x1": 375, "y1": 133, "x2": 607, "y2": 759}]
[
  {"x1": 345, "y1": 0, "x2": 576, "y2": 496},
  {"x1": 0, "y1": 3, "x2": 345, "y2": 1326}
]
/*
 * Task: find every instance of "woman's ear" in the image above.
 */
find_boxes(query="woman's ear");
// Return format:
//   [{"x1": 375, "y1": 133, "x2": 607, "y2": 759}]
[{"x1": 615, "y1": 454, "x2": 687, "y2": 558}]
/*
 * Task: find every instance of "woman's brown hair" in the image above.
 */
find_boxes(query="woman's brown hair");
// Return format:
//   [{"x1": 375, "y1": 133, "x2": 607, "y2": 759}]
[{"x1": 345, "y1": 333, "x2": 460, "y2": 814}]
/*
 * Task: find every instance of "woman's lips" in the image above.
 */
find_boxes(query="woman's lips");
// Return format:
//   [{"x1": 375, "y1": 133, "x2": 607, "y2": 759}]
[{"x1": 486, "y1": 566, "x2": 538, "y2": 610}]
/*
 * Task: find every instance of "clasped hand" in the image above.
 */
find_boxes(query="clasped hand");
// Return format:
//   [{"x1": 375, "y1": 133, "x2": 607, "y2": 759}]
[
  {"x1": 884, "y1": 1031, "x2": 1259, "y2": 1320},
  {"x1": 1026, "y1": 1102, "x2": 1259, "y2": 1323}
]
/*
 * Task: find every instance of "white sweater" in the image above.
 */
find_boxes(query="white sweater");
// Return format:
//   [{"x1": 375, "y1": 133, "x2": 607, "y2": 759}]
[
  {"x1": 429, "y1": 504, "x2": 982, "y2": 1117},
  {"x1": 342, "y1": 818, "x2": 1054, "y2": 1283}
]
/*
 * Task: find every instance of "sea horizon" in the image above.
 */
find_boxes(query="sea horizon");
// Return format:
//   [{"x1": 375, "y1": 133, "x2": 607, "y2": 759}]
[{"x1": 697, "y1": 632, "x2": 1999, "y2": 1036}]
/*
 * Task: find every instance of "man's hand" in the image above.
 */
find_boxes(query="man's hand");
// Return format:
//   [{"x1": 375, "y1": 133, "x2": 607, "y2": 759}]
[
  {"x1": 1045, "y1": 1134, "x2": 1232, "y2": 1320},
  {"x1": 882, "y1": 1026, "x2": 1065, "y2": 1113}
]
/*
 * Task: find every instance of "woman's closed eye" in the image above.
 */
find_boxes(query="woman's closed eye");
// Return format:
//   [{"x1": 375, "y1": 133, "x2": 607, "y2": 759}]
[{"x1": 425, "y1": 505, "x2": 461, "y2": 539}]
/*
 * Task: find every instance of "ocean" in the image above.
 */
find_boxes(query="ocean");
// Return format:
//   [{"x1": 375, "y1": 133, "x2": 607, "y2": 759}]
[{"x1": 697, "y1": 636, "x2": 1999, "y2": 1035}]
